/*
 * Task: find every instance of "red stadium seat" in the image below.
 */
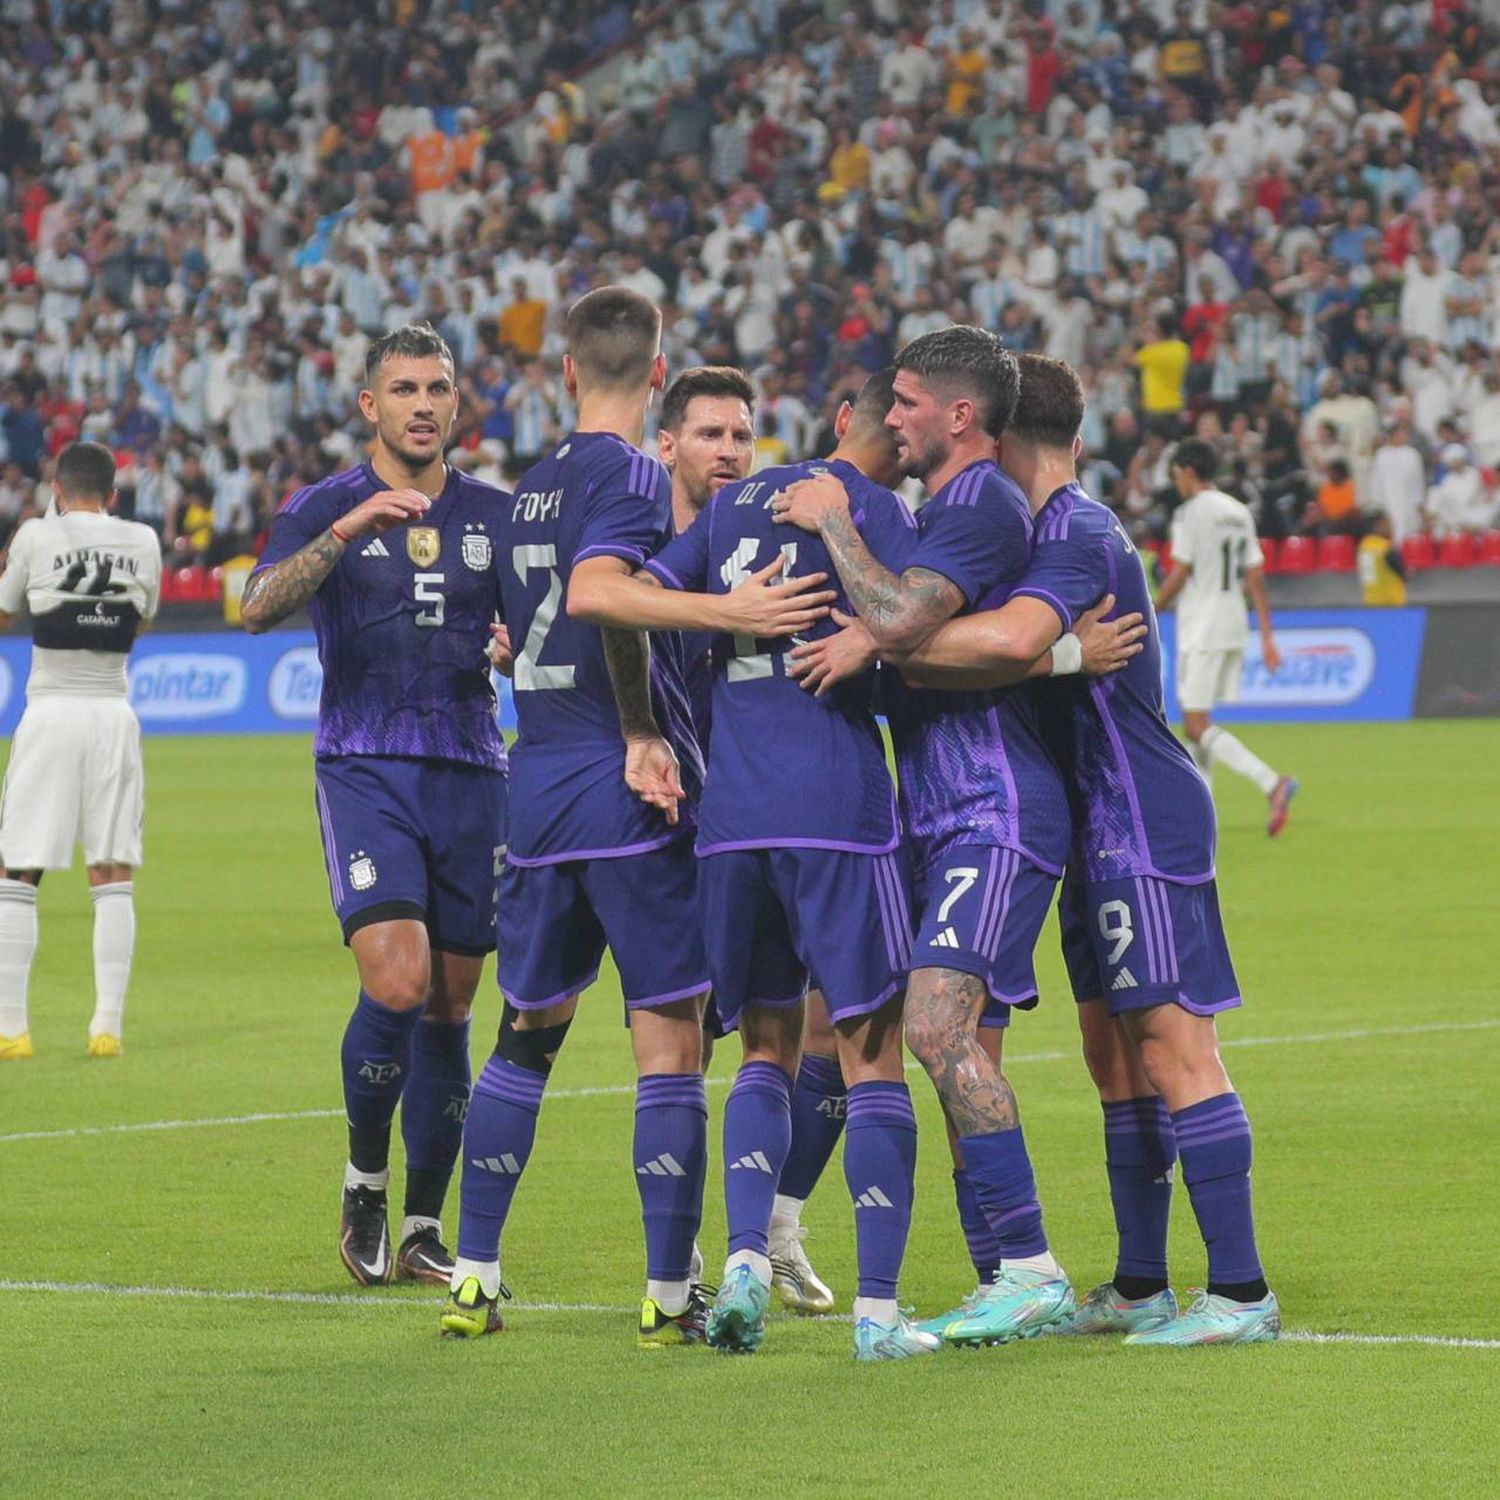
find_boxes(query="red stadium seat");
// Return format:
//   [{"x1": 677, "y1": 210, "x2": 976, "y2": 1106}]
[
  {"x1": 206, "y1": 566, "x2": 225, "y2": 603},
  {"x1": 1437, "y1": 533, "x2": 1478, "y2": 569},
  {"x1": 1258, "y1": 537, "x2": 1281, "y2": 574},
  {"x1": 1316, "y1": 535, "x2": 1356, "y2": 572},
  {"x1": 1278, "y1": 535, "x2": 1315, "y2": 573},
  {"x1": 1402, "y1": 534, "x2": 1435, "y2": 571},
  {"x1": 1479, "y1": 531, "x2": 1500, "y2": 566},
  {"x1": 171, "y1": 566, "x2": 200, "y2": 601}
]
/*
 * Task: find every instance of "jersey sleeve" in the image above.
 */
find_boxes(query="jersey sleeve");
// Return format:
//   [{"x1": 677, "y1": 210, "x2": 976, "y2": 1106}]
[
  {"x1": 137, "y1": 532, "x2": 163, "y2": 623},
  {"x1": 642, "y1": 500, "x2": 712, "y2": 593},
  {"x1": 574, "y1": 452, "x2": 671, "y2": 570},
  {"x1": 906, "y1": 479, "x2": 1030, "y2": 604},
  {"x1": 852, "y1": 483, "x2": 920, "y2": 576},
  {"x1": 1010, "y1": 526, "x2": 1110, "y2": 629},
  {"x1": 252, "y1": 486, "x2": 336, "y2": 574},
  {"x1": 0, "y1": 522, "x2": 34, "y2": 615},
  {"x1": 1167, "y1": 505, "x2": 1196, "y2": 569}
]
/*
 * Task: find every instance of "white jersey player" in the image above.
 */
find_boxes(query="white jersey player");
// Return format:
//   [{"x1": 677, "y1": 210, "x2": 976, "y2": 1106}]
[
  {"x1": 0, "y1": 442, "x2": 162, "y2": 1058},
  {"x1": 1155, "y1": 439, "x2": 1298, "y2": 837}
]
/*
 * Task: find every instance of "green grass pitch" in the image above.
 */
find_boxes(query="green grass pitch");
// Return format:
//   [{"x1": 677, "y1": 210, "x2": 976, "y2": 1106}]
[{"x1": 3, "y1": 722, "x2": 1497, "y2": 1498}]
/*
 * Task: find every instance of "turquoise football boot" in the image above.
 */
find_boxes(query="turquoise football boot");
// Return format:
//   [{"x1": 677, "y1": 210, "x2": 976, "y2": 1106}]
[
  {"x1": 1125, "y1": 1288, "x2": 1281, "y2": 1346},
  {"x1": 914, "y1": 1284, "x2": 989, "y2": 1340},
  {"x1": 940, "y1": 1266, "x2": 1076, "y2": 1346},
  {"x1": 706, "y1": 1265, "x2": 771, "y2": 1354},
  {"x1": 1050, "y1": 1281, "x2": 1177, "y2": 1336},
  {"x1": 854, "y1": 1312, "x2": 943, "y2": 1362}
]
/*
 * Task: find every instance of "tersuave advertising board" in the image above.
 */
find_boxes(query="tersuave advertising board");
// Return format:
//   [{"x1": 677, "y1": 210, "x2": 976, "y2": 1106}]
[{"x1": 0, "y1": 609, "x2": 1466, "y2": 735}]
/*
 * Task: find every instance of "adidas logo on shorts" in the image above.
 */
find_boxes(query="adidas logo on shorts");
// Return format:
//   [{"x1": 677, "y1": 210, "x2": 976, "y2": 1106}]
[
  {"x1": 728, "y1": 1151, "x2": 775, "y2": 1174},
  {"x1": 1111, "y1": 967, "x2": 1138, "y2": 991},
  {"x1": 636, "y1": 1153, "x2": 687, "y2": 1177},
  {"x1": 928, "y1": 926, "x2": 961, "y2": 949},
  {"x1": 855, "y1": 1186, "x2": 894, "y2": 1209}
]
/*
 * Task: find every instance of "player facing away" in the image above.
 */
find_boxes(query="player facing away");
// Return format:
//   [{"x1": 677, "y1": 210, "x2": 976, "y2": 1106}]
[
  {"x1": 899, "y1": 355, "x2": 1280, "y2": 1345},
  {"x1": 774, "y1": 326, "x2": 1080, "y2": 1346},
  {"x1": 585, "y1": 370, "x2": 937, "y2": 1359},
  {"x1": 242, "y1": 324, "x2": 508, "y2": 1288},
  {"x1": 657, "y1": 365, "x2": 846, "y2": 1316},
  {"x1": 440, "y1": 288, "x2": 832, "y2": 1344},
  {"x1": 0, "y1": 441, "x2": 161, "y2": 1059},
  {"x1": 1155, "y1": 439, "x2": 1298, "y2": 836}
]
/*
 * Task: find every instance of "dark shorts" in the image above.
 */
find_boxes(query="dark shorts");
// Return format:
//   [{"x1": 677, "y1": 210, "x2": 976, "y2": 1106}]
[
  {"x1": 1059, "y1": 870, "x2": 1242, "y2": 1017},
  {"x1": 314, "y1": 754, "x2": 507, "y2": 956},
  {"x1": 498, "y1": 838, "x2": 709, "y2": 1011},
  {"x1": 697, "y1": 846, "x2": 912, "y2": 1030},
  {"x1": 910, "y1": 844, "x2": 1057, "y2": 1029}
]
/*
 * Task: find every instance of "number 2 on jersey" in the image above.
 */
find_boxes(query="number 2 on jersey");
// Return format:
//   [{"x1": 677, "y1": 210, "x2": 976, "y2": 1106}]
[{"x1": 512, "y1": 545, "x2": 575, "y2": 691}]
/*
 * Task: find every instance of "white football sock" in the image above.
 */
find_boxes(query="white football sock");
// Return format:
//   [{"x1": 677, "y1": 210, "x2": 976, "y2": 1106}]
[
  {"x1": 344, "y1": 1163, "x2": 390, "y2": 1191},
  {"x1": 89, "y1": 880, "x2": 135, "y2": 1038},
  {"x1": 770, "y1": 1194, "x2": 805, "y2": 1232},
  {"x1": 1188, "y1": 737, "x2": 1212, "y2": 785},
  {"x1": 853, "y1": 1296, "x2": 899, "y2": 1325},
  {"x1": 450, "y1": 1256, "x2": 501, "y2": 1299},
  {"x1": 646, "y1": 1278, "x2": 690, "y2": 1316},
  {"x1": 1200, "y1": 726, "x2": 1280, "y2": 795},
  {"x1": 689, "y1": 1239, "x2": 704, "y2": 1282},
  {"x1": 1001, "y1": 1250, "x2": 1062, "y2": 1278},
  {"x1": 724, "y1": 1248, "x2": 773, "y2": 1287},
  {"x1": 399, "y1": 1215, "x2": 440, "y2": 1244},
  {"x1": 0, "y1": 879, "x2": 39, "y2": 1037}
]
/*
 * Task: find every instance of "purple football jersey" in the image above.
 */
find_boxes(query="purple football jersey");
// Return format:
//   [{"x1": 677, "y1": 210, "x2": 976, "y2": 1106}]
[
  {"x1": 883, "y1": 459, "x2": 1070, "y2": 875},
  {"x1": 1017, "y1": 482, "x2": 1216, "y2": 884},
  {"x1": 643, "y1": 458, "x2": 917, "y2": 853},
  {"x1": 253, "y1": 463, "x2": 507, "y2": 769},
  {"x1": 499, "y1": 431, "x2": 703, "y2": 865}
]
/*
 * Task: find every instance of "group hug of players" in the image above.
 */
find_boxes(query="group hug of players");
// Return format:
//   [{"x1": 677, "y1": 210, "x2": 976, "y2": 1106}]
[{"x1": 241, "y1": 289, "x2": 1280, "y2": 1359}]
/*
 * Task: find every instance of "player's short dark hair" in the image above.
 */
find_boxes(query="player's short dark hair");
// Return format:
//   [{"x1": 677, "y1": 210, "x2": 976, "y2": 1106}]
[
  {"x1": 566, "y1": 286, "x2": 662, "y2": 389},
  {"x1": 1172, "y1": 437, "x2": 1220, "y2": 481},
  {"x1": 1009, "y1": 354, "x2": 1085, "y2": 449},
  {"x1": 849, "y1": 366, "x2": 898, "y2": 433},
  {"x1": 659, "y1": 365, "x2": 755, "y2": 432},
  {"x1": 364, "y1": 322, "x2": 454, "y2": 385},
  {"x1": 893, "y1": 325, "x2": 1019, "y2": 437},
  {"x1": 55, "y1": 441, "x2": 116, "y2": 502}
]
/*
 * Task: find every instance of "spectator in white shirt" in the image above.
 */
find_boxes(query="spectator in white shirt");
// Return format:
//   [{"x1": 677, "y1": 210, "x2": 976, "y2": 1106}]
[
  {"x1": 1368, "y1": 421, "x2": 1427, "y2": 543},
  {"x1": 1426, "y1": 446, "x2": 1495, "y2": 536},
  {"x1": 1400, "y1": 247, "x2": 1452, "y2": 344}
]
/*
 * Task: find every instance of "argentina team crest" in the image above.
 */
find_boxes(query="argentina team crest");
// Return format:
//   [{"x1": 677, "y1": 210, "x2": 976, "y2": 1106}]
[
  {"x1": 406, "y1": 527, "x2": 441, "y2": 567},
  {"x1": 461, "y1": 524, "x2": 492, "y2": 571},
  {"x1": 348, "y1": 850, "x2": 378, "y2": 892}
]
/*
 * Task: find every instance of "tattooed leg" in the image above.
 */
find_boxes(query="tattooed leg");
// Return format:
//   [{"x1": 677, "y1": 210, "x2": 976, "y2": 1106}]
[{"x1": 903, "y1": 967, "x2": 1020, "y2": 1138}]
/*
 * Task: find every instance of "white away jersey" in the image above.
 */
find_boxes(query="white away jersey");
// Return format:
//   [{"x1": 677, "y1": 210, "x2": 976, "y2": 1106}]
[
  {"x1": 0, "y1": 511, "x2": 162, "y2": 697},
  {"x1": 1168, "y1": 488, "x2": 1263, "y2": 654}
]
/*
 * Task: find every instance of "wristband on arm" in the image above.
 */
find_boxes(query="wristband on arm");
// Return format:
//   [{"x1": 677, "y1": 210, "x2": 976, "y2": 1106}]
[{"x1": 1049, "y1": 632, "x2": 1083, "y2": 676}]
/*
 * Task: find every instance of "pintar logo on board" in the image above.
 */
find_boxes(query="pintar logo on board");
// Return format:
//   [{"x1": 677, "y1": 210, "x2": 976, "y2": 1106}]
[
  {"x1": 268, "y1": 645, "x2": 323, "y2": 720},
  {"x1": 1241, "y1": 629, "x2": 1376, "y2": 707},
  {"x1": 128, "y1": 654, "x2": 248, "y2": 721}
]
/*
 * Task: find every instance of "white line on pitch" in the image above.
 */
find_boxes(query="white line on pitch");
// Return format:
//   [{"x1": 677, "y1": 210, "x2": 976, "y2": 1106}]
[
  {"x1": 0, "y1": 1280, "x2": 1496, "y2": 1349},
  {"x1": 2, "y1": 1017, "x2": 1495, "y2": 1148}
]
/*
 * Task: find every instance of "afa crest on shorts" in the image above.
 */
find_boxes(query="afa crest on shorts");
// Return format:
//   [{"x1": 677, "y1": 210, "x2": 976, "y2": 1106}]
[
  {"x1": 348, "y1": 850, "x2": 378, "y2": 892},
  {"x1": 462, "y1": 524, "x2": 492, "y2": 571},
  {"x1": 406, "y1": 527, "x2": 441, "y2": 567}
]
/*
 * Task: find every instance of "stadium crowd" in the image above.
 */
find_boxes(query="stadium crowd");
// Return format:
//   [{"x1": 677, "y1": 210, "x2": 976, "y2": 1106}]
[{"x1": 1, "y1": 0, "x2": 1499, "y2": 570}]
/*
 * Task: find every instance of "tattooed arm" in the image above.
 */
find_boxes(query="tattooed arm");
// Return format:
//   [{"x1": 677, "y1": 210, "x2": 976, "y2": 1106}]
[
  {"x1": 602, "y1": 624, "x2": 682, "y2": 826},
  {"x1": 240, "y1": 487, "x2": 431, "y2": 634}
]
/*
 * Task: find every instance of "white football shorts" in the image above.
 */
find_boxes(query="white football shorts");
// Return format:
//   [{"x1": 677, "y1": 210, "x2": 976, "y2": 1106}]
[
  {"x1": 0, "y1": 696, "x2": 145, "y2": 869},
  {"x1": 1176, "y1": 648, "x2": 1243, "y2": 714}
]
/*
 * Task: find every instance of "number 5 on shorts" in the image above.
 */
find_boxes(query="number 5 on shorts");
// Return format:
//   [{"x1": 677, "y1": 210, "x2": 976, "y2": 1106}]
[{"x1": 1097, "y1": 898, "x2": 1134, "y2": 966}]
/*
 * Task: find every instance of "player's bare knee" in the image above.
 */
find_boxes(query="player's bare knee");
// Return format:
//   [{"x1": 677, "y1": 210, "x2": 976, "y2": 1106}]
[
  {"x1": 902, "y1": 1007, "x2": 944, "y2": 1070},
  {"x1": 365, "y1": 967, "x2": 429, "y2": 1011},
  {"x1": 740, "y1": 1003, "x2": 802, "y2": 1074}
]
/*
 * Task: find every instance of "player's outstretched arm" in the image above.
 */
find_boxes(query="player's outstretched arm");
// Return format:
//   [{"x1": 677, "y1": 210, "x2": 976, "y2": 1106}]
[
  {"x1": 773, "y1": 475, "x2": 962, "y2": 653},
  {"x1": 896, "y1": 596, "x2": 1145, "y2": 690},
  {"x1": 1153, "y1": 560, "x2": 1189, "y2": 611},
  {"x1": 567, "y1": 555, "x2": 834, "y2": 636},
  {"x1": 786, "y1": 610, "x2": 880, "y2": 697},
  {"x1": 241, "y1": 489, "x2": 430, "y2": 633},
  {"x1": 601, "y1": 625, "x2": 682, "y2": 826}
]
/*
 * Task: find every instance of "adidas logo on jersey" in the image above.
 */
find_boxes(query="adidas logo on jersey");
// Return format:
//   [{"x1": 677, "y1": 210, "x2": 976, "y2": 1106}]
[
  {"x1": 360, "y1": 538, "x2": 389, "y2": 557},
  {"x1": 472, "y1": 1152, "x2": 522, "y2": 1174},
  {"x1": 728, "y1": 1151, "x2": 775, "y2": 1174},
  {"x1": 1111, "y1": 967, "x2": 1138, "y2": 991},
  {"x1": 928, "y1": 927, "x2": 961, "y2": 949},
  {"x1": 855, "y1": 1186, "x2": 895, "y2": 1209},
  {"x1": 636, "y1": 1153, "x2": 687, "y2": 1178}
]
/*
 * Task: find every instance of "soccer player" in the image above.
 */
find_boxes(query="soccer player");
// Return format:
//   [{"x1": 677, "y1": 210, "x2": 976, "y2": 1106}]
[
  {"x1": 441, "y1": 288, "x2": 832, "y2": 1343},
  {"x1": 242, "y1": 323, "x2": 508, "y2": 1288},
  {"x1": 0, "y1": 441, "x2": 161, "y2": 1059},
  {"x1": 894, "y1": 354, "x2": 1280, "y2": 1345},
  {"x1": 773, "y1": 326, "x2": 1081, "y2": 1346},
  {"x1": 658, "y1": 364, "x2": 844, "y2": 1315},
  {"x1": 581, "y1": 368, "x2": 939, "y2": 1360},
  {"x1": 1155, "y1": 439, "x2": 1299, "y2": 836}
]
